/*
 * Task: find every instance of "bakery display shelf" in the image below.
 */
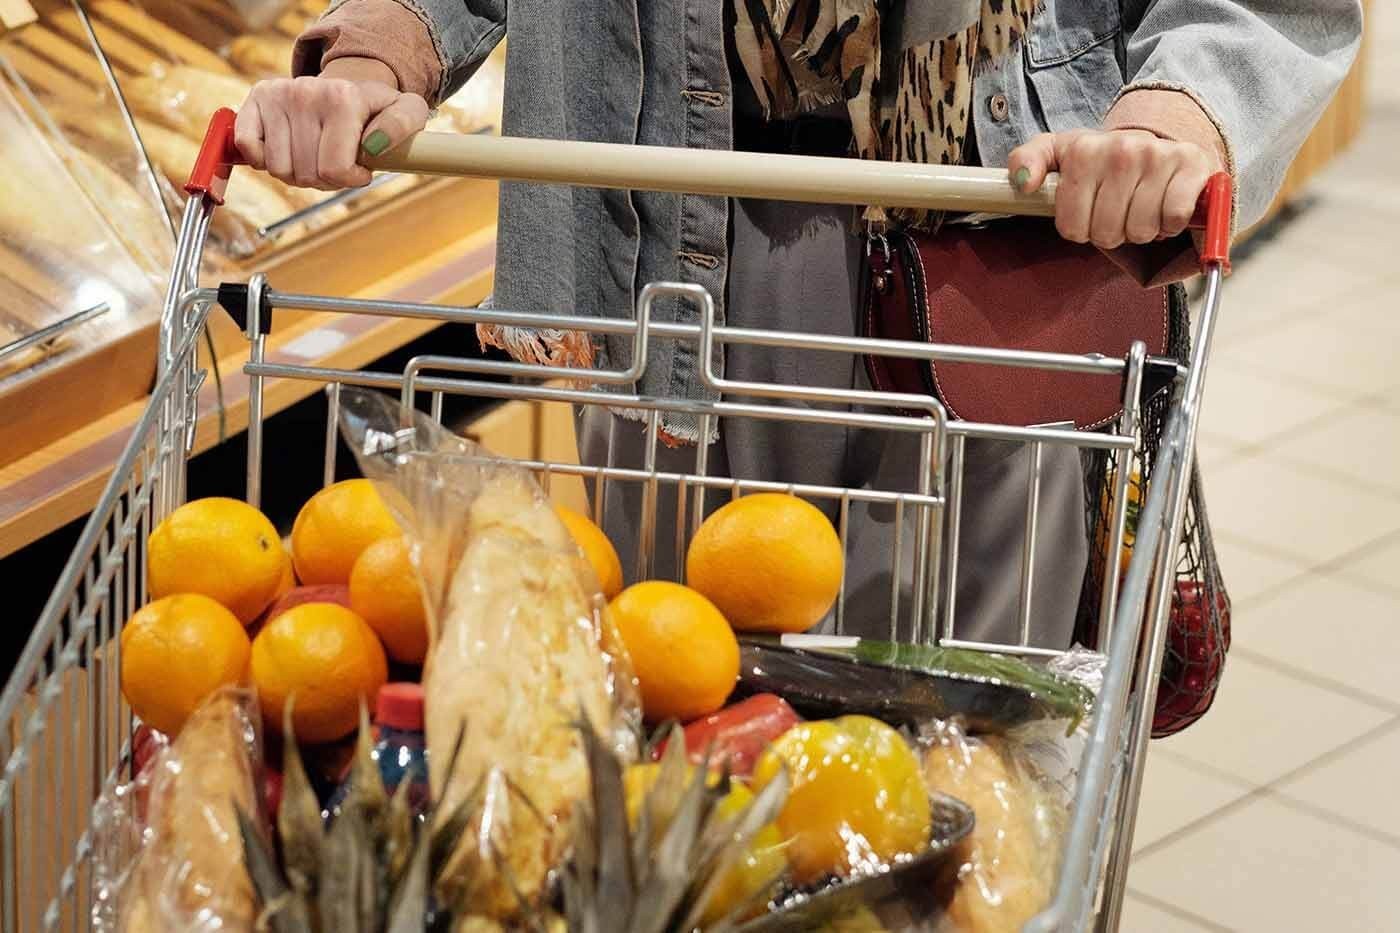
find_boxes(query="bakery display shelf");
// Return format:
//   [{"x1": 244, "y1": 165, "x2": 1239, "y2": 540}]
[{"x1": 0, "y1": 176, "x2": 499, "y2": 558}]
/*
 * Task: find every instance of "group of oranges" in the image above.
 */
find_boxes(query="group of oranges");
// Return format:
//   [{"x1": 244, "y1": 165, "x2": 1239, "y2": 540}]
[
  {"x1": 122, "y1": 478, "x2": 424, "y2": 742},
  {"x1": 600, "y1": 492, "x2": 846, "y2": 725},
  {"x1": 122, "y1": 475, "x2": 846, "y2": 745}
]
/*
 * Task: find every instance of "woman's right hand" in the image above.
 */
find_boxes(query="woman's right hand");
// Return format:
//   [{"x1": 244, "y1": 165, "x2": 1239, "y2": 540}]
[{"x1": 234, "y1": 66, "x2": 429, "y2": 191}]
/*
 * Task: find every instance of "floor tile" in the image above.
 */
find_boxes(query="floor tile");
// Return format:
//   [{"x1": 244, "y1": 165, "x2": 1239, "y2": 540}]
[
  {"x1": 1211, "y1": 533, "x2": 1312, "y2": 608},
  {"x1": 1265, "y1": 405, "x2": 1400, "y2": 497},
  {"x1": 1130, "y1": 794, "x2": 1400, "y2": 933},
  {"x1": 1195, "y1": 366, "x2": 1343, "y2": 451},
  {"x1": 1200, "y1": 454, "x2": 1400, "y2": 568},
  {"x1": 1332, "y1": 530, "x2": 1400, "y2": 595},
  {"x1": 1154, "y1": 654, "x2": 1391, "y2": 785},
  {"x1": 1131, "y1": 752, "x2": 1254, "y2": 852},
  {"x1": 1234, "y1": 574, "x2": 1400, "y2": 707},
  {"x1": 1120, "y1": 891, "x2": 1219, "y2": 932},
  {"x1": 1274, "y1": 722, "x2": 1400, "y2": 844},
  {"x1": 1208, "y1": 313, "x2": 1400, "y2": 400}
]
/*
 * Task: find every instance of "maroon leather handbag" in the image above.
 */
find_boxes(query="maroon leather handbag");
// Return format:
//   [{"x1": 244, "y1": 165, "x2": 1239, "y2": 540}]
[{"x1": 862, "y1": 218, "x2": 1169, "y2": 429}]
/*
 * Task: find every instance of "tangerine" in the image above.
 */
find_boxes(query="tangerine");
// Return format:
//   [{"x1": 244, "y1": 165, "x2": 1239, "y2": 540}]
[
  {"x1": 251, "y1": 602, "x2": 388, "y2": 743},
  {"x1": 291, "y1": 479, "x2": 400, "y2": 585},
  {"x1": 349, "y1": 537, "x2": 430, "y2": 664},
  {"x1": 120, "y1": 594, "x2": 252, "y2": 736},
  {"x1": 555, "y1": 506, "x2": 624, "y2": 599},
  {"x1": 608, "y1": 581, "x2": 738, "y2": 723},
  {"x1": 147, "y1": 497, "x2": 284, "y2": 623},
  {"x1": 686, "y1": 493, "x2": 843, "y2": 634}
]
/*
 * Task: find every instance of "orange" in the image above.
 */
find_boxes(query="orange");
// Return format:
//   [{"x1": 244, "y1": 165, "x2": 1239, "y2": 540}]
[
  {"x1": 608, "y1": 581, "x2": 738, "y2": 723},
  {"x1": 147, "y1": 497, "x2": 285, "y2": 623},
  {"x1": 290, "y1": 479, "x2": 400, "y2": 585},
  {"x1": 251, "y1": 602, "x2": 388, "y2": 743},
  {"x1": 555, "y1": 506, "x2": 624, "y2": 599},
  {"x1": 120, "y1": 594, "x2": 252, "y2": 736},
  {"x1": 686, "y1": 493, "x2": 843, "y2": 634},
  {"x1": 349, "y1": 537, "x2": 429, "y2": 664}
]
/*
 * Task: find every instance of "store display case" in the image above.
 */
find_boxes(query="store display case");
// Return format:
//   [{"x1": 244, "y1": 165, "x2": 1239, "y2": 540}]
[{"x1": 0, "y1": 0, "x2": 504, "y2": 553}]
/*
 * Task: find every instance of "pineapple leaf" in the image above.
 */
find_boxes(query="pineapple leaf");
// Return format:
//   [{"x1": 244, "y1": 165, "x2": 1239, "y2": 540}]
[
  {"x1": 319, "y1": 800, "x2": 371, "y2": 933},
  {"x1": 235, "y1": 803, "x2": 312, "y2": 933},
  {"x1": 429, "y1": 771, "x2": 487, "y2": 881},
  {"x1": 639, "y1": 725, "x2": 690, "y2": 850},
  {"x1": 386, "y1": 833, "x2": 431, "y2": 933},
  {"x1": 278, "y1": 698, "x2": 325, "y2": 896},
  {"x1": 383, "y1": 778, "x2": 416, "y2": 886},
  {"x1": 577, "y1": 708, "x2": 635, "y2": 929},
  {"x1": 344, "y1": 699, "x2": 389, "y2": 828},
  {"x1": 681, "y1": 765, "x2": 790, "y2": 933},
  {"x1": 568, "y1": 786, "x2": 599, "y2": 927},
  {"x1": 627, "y1": 764, "x2": 721, "y2": 933}
]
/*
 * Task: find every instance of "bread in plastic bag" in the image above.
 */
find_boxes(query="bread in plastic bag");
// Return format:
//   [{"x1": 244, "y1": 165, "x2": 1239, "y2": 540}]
[
  {"x1": 920, "y1": 720, "x2": 1066, "y2": 933},
  {"x1": 339, "y1": 387, "x2": 641, "y2": 919},
  {"x1": 92, "y1": 687, "x2": 263, "y2": 932}
]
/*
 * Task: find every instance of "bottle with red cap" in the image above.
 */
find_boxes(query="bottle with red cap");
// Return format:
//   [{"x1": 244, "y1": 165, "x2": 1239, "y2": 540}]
[{"x1": 326, "y1": 682, "x2": 430, "y2": 822}]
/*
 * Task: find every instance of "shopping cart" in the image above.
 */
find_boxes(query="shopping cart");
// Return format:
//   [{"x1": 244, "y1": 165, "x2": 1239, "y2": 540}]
[{"x1": 1, "y1": 107, "x2": 1231, "y2": 932}]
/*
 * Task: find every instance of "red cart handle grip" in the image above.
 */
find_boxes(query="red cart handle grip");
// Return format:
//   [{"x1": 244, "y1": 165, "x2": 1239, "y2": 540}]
[
  {"x1": 186, "y1": 107, "x2": 247, "y2": 205},
  {"x1": 1188, "y1": 171, "x2": 1232, "y2": 273}
]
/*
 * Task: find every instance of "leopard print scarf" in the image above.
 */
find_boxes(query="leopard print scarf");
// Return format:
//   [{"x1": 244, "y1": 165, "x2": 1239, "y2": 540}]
[{"x1": 732, "y1": 0, "x2": 1037, "y2": 225}]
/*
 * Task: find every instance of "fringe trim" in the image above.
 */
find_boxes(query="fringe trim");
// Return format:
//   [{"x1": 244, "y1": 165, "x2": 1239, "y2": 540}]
[{"x1": 476, "y1": 324, "x2": 596, "y2": 380}]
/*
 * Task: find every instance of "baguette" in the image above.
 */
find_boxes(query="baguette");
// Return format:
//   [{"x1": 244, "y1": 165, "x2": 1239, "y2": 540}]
[
  {"x1": 3, "y1": 41, "x2": 102, "y2": 104},
  {"x1": 121, "y1": 64, "x2": 254, "y2": 138},
  {"x1": 118, "y1": 690, "x2": 260, "y2": 933},
  {"x1": 90, "y1": 0, "x2": 236, "y2": 75},
  {"x1": 12, "y1": 24, "x2": 108, "y2": 85},
  {"x1": 60, "y1": 145, "x2": 173, "y2": 275},
  {"x1": 226, "y1": 34, "x2": 294, "y2": 79},
  {"x1": 44, "y1": 7, "x2": 166, "y2": 76}
]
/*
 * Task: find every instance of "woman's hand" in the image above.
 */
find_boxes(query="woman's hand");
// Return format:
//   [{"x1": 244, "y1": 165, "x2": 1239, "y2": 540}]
[
  {"x1": 1009, "y1": 129, "x2": 1222, "y2": 250},
  {"x1": 234, "y1": 65, "x2": 429, "y2": 190}
]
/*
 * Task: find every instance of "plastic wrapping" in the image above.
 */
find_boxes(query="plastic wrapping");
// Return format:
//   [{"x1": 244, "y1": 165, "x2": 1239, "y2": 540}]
[
  {"x1": 338, "y1": 388, "x2": 641, "y2": 920},
  {"x1": 92, "y1": 688, "x2": 264, "y2": 933},
  {"x1": 920, "y1": 721, "x2": 1067, "y2": 933},
  {"x1": 0, "y1": 74, "x2": 161, "y2": 370}
]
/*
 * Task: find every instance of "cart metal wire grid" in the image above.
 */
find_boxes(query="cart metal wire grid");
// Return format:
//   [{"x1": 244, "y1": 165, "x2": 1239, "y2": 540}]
[{"x1": 0, "y1": 108, "x2": 1231, "y2": 932}]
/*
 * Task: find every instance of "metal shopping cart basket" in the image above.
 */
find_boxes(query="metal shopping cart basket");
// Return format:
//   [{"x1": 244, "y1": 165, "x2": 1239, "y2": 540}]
[{"x1": 0, "y1": 107, "x2": 1232, "y2": 932}]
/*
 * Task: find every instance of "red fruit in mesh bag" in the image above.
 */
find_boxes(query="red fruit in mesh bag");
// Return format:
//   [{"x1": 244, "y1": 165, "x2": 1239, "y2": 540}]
[{"x1": 1153, "y1": 581, "x2": 1231, "y2": 736}]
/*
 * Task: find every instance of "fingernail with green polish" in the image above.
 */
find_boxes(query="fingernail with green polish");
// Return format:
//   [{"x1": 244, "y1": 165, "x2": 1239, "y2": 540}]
[
  {"x1": 1013, "y1": 166, "x2": 1031, "y2": 190},
  {"x1": 362, "y1": 130, "x2": 391, "y2": 156}
]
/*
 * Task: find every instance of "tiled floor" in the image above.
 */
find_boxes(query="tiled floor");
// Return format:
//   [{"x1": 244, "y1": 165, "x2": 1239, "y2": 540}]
[{"x1": 1120, "y1": 9, "x2": 1400, "y2": 931}]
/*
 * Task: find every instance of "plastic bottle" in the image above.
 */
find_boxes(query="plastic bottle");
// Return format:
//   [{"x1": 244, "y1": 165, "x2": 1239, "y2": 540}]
[
  {"x1": 325, "y1": 682, "x2": 430, "y2": 820},
  {"x1": 371, "y1": 682, "x2": 430, "y2": 812}
]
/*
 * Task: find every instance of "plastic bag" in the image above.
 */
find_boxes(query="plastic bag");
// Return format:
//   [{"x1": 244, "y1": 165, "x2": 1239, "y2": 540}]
[
  {"x1": 920, "y1": 720, "x2": 1067, "y2": 933},
  {"x1": 339, "y1": 387, "x2": 641, "y2": 920},
  {"x1": 92, "y1": 687, "x2": 264, "y2": 933}
]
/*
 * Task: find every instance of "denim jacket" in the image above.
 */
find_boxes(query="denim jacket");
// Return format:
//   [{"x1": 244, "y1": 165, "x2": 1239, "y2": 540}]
[{"x1": 302, "y1": 0, "x2": 1361, "y2": 440}]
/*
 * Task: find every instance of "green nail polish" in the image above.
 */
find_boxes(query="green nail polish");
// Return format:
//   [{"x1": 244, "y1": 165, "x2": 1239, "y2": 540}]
[
  {"x1": 362, "y1": 130, "x2": 391, "y2": 156},
  {"x1": 1013, "y1": 166, "x2": 1031, "y2": 190}
]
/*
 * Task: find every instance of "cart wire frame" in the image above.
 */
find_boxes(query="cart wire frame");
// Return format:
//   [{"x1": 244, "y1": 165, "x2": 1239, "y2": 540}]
[{"x1": 1, "y1": 112, "x2": 1230, "y2": 932}]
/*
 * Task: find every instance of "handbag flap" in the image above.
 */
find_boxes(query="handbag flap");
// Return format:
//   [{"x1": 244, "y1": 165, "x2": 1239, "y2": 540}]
[{"x1": 866, "y1": 220, "x2": 1169, "y2": 429}]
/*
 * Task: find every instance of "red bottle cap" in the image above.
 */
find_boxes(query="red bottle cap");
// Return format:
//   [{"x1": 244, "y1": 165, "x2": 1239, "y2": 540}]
[{"x1": 375, "y1": 682, "x2": 425, "y2": 731}]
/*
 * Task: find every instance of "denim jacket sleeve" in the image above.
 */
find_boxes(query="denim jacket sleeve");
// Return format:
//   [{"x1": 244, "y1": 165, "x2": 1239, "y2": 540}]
[
  {"x1": 1113, "y1": 0, "x2": 1363, "y2": 231},
  {"x1": 297, "y1": 0, "x2": 504, "y2": 104}
]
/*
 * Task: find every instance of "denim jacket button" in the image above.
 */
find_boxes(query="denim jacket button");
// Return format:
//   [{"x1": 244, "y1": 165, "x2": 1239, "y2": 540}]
[{"x1": 988, "y1": 93, "x2": 1010, "y2": 122}]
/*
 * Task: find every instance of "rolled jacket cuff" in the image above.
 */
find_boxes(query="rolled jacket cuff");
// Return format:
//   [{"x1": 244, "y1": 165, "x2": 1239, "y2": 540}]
[{"x1": 293, "y1": 0, "x2": 444, "y2": 103}]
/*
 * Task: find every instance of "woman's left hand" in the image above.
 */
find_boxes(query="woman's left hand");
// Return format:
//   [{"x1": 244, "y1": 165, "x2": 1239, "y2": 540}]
[{"x1": 1008, "y1": 128, "x2": 1222, "y2": 249}]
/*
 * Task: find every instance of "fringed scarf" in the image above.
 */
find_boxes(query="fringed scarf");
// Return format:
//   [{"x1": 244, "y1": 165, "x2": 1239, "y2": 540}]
[{"x1": 732, "y1": 0, "x2": 1037, "y2": 226}]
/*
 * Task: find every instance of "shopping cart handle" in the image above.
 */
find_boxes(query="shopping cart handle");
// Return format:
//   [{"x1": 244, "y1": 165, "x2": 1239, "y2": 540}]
[
  {"x1": 186, "y1": 107, "x2": 247, "y2": 205},
  {"x1": 187, "y1": 107, "x2": 1232, "y2": 269}
]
